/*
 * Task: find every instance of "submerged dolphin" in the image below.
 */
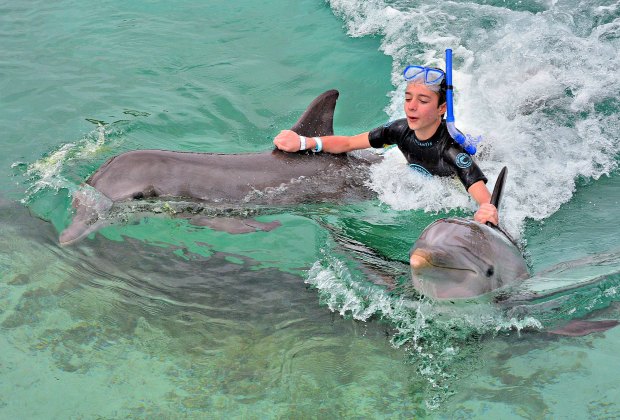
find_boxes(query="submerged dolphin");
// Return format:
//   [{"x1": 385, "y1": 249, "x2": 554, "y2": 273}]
[
  {"x1": 59, "y1": 90, "x2": 379, "y2": 245},
  {"x1": 408, "y1": 167, "x2": 619, "y2": 335}
]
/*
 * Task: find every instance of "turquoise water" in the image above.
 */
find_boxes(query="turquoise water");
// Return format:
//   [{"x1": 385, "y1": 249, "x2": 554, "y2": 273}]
[{"x1": 2, "y1": 0, "x2": 620, "y2": 417}]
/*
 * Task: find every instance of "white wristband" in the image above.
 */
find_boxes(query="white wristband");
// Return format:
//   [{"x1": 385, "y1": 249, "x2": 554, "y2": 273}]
[
  {"x1": 299, "y1": 135, "x2": 307, "y2": 151},
  {"x1": 313, "y1": 137, "x2": 323, "y2": 152}
]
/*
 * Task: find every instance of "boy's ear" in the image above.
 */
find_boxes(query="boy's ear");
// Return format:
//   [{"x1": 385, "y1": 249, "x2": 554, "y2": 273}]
[{"x1": 438, "y1": 101, "x2": 447, "y2": 114}]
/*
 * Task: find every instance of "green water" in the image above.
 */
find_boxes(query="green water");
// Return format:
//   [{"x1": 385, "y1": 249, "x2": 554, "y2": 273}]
[{"x1": 2, "y1": 0, "x2": 620, "y2": 417}]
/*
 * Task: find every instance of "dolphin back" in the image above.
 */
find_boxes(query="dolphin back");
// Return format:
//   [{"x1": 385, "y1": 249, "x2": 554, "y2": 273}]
[{"x1": 59, "y1": 89, "x2": 369, "y2": 245}]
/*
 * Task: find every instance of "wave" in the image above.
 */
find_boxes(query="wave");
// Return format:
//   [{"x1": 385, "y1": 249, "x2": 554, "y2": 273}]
[
  {"x1": 328, "y1": 0, "x2": 620, "y2": 236},
  {"x1": 305, "y1": 241, "x2": 620, "y2": 407}
]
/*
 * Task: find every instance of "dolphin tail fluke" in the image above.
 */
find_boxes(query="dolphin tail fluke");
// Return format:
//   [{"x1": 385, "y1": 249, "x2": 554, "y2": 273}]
[
  {"x1": 59, "y1": 187, "x2": 113, "y2": 246},
  {"x1": 290, "y1": 89, "x2": 339, "y2": 137}
]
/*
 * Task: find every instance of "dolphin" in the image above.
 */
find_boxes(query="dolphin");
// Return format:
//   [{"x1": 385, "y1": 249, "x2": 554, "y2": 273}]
[
  {"x1": 409, "y1": 167, "x2": 529, "y2": 299},
  {"x1": 408, "y1": 167, "x2": 619, "y2": 336},
  {"x1": 59, "y1": 90, "x2": 379, "y2": 245},
  {"x1": 409, "y1": 217, "x2": 530, "y2": 299}
]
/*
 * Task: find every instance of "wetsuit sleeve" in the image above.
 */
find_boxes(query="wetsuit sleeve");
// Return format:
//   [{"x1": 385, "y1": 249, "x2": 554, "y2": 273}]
[
  {"x1": 443, "y1": 145, "x2": 488, "y2": 190},
  {"x1": 367, "y1": 119, "x2": 406, "y2": 148}
]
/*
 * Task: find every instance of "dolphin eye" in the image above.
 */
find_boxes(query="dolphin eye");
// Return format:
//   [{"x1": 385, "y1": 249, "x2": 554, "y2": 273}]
[{"x1": 486, "y1": 266, "x2": 495, "y2": 277}]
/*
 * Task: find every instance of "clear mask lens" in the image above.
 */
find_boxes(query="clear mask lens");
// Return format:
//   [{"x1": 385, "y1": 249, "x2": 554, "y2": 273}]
[
  {"x1": 403, "y1": 65, "x2": 445, "y2": 85},
  {"x1": 403, "y1": 66, "x2": 425, "y2": 81},
  {"x1": 425, "y1": 69, "x2": 444, "y2": 84}
]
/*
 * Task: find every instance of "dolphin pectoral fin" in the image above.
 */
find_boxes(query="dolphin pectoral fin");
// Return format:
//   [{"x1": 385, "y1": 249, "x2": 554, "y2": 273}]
[
  {"x1": 547, "y1": 320, "x2": 619, "y2": 337},
  {"x1": 290, "y1": 89, "x2": 339, "y2": 137},
  {"x1": 189, "y1": 216, "x2": 282, "y2": 234}
]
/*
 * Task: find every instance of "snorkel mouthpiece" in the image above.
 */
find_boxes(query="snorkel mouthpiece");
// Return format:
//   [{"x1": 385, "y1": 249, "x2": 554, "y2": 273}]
[{"x1": 445, "y1": 49, "x2": 481, "y2": 155}]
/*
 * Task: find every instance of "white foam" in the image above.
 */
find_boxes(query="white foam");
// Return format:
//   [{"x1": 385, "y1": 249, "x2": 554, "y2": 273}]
[
  {"x1": 304, "y1": 249, "x2": 546, "y2": 400},
  {"x1": 329, "y1": 0, "x2": 620, "y2": 236},
  {"x1": 367, "y1": 147, "x2": 473, "y2": 213},
  {"x1": 22, "y1": 124, "x2": 123, "y2": 202},
  {"x1": 306, "y1": 256, "x2": 413, "y2": 321}
]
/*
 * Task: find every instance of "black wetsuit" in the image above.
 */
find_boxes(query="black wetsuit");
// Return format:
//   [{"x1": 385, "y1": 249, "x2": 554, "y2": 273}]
[{"x1": 368, "y1": 119, "x2": 487, "y2": 190}]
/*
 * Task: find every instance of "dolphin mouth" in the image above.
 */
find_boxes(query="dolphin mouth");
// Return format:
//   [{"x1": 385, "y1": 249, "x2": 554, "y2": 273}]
[
  {"x1": 410, "y1": 248, "x2": 485, "y2": 299},
  {"x1": 410, "y1": 249, "x2": 431, "y2": 270},
  {"x1": 410, "y1": 249, "x2": 476, "y2": 274}
]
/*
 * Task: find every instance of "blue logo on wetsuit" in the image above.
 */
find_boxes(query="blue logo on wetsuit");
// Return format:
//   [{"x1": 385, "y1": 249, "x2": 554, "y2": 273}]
[
  {"x1": 408, "y1": 164, "x2": 432, "y2": 177},
  {"x1": 455, "y1": 153, "x2": 472, "y2": 169}
]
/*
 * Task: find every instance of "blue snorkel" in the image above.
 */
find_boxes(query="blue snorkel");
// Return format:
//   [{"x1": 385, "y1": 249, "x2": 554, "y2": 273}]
[{"x1": 445, "y1": 49, "x2": 481, "y2": 155}]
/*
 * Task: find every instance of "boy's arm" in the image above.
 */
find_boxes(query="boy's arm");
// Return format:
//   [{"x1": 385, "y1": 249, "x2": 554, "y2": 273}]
[{"x1": 273, "y1": 130, "x2": 371, "y2": 153}]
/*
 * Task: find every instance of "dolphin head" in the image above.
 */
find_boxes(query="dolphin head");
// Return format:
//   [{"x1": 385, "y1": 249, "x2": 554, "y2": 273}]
[{"x1": 409, "y1": 218, "x2": 529, "y2": 299}]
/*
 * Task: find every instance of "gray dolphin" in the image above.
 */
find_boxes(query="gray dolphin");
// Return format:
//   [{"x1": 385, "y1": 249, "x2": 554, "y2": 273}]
[
  {"x1": 59, "y1": 90, "x2": 379, "y2": 245},
  {"x1": 409, "y1": 217, "x2": 530, "y2": 299},
  {"x1": 408, "y1": 167, "x2": 619, "y2": 335},
  {"x1": 409, "y1": 167, "x2": 529, "y2": 299}
]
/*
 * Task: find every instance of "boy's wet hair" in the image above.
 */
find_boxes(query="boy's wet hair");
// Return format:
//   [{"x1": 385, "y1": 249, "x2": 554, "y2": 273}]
[
  {"x1": 430, "y1": 67, "x2": 447, "y2": 106},
  {"x1": 438, "y1": 77, "x2": 447, "y2": 106}
]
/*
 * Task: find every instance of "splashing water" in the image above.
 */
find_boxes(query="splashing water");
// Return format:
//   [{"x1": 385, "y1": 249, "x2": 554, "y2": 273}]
[
  {"x1": 304, "y1": 247, "x2": 552, "y2": 408},
  {"x1": 0, "y1": 0, "x2": 620, "y2": 418},
  {"x1": 21, "y1": 122, "x2": 127, "y2": 203},
  {"x1": 329, "y1": 0, "x2": 620, "y2": 237}
]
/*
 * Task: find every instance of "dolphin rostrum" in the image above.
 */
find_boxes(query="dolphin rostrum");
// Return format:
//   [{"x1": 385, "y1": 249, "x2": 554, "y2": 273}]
[{"x1": 59, "y1": 90, "x2": 379, "y2": 245}]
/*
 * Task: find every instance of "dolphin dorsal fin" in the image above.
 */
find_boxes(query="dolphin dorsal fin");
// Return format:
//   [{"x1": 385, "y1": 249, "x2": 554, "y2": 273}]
[
  {"x1": 290, "y1": 89, "x2": 339, "y2": 137},
  {"x1": 486, "y1": 166, "x2": 507, "y2": 228},
  {"x1": 486, "y1": 166, "x2": 520, "y2": 248},
  {"x1": 490, "y1": 166, "x2": 508, "y2": 209}
]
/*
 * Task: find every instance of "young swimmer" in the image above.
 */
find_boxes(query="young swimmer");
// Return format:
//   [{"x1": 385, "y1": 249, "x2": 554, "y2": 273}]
[{"x1": 273, "y1": 66, "x2": 498, "y2": 229}]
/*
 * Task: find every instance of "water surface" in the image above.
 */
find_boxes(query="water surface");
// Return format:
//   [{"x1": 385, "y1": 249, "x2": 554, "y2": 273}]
[{"x1": 2, "y1": 0, "x2": 620, "y2": 417}]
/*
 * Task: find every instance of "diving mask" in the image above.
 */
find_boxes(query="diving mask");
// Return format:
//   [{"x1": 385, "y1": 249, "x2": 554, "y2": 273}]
[{"x1": 403, "y1": 66, "x2": 445, "y2": 86}]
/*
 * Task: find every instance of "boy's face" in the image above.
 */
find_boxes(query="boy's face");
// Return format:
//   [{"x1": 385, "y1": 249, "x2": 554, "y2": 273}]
[{"x1": 403, "y1": 83, "x2": 447, "y2": 139}]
